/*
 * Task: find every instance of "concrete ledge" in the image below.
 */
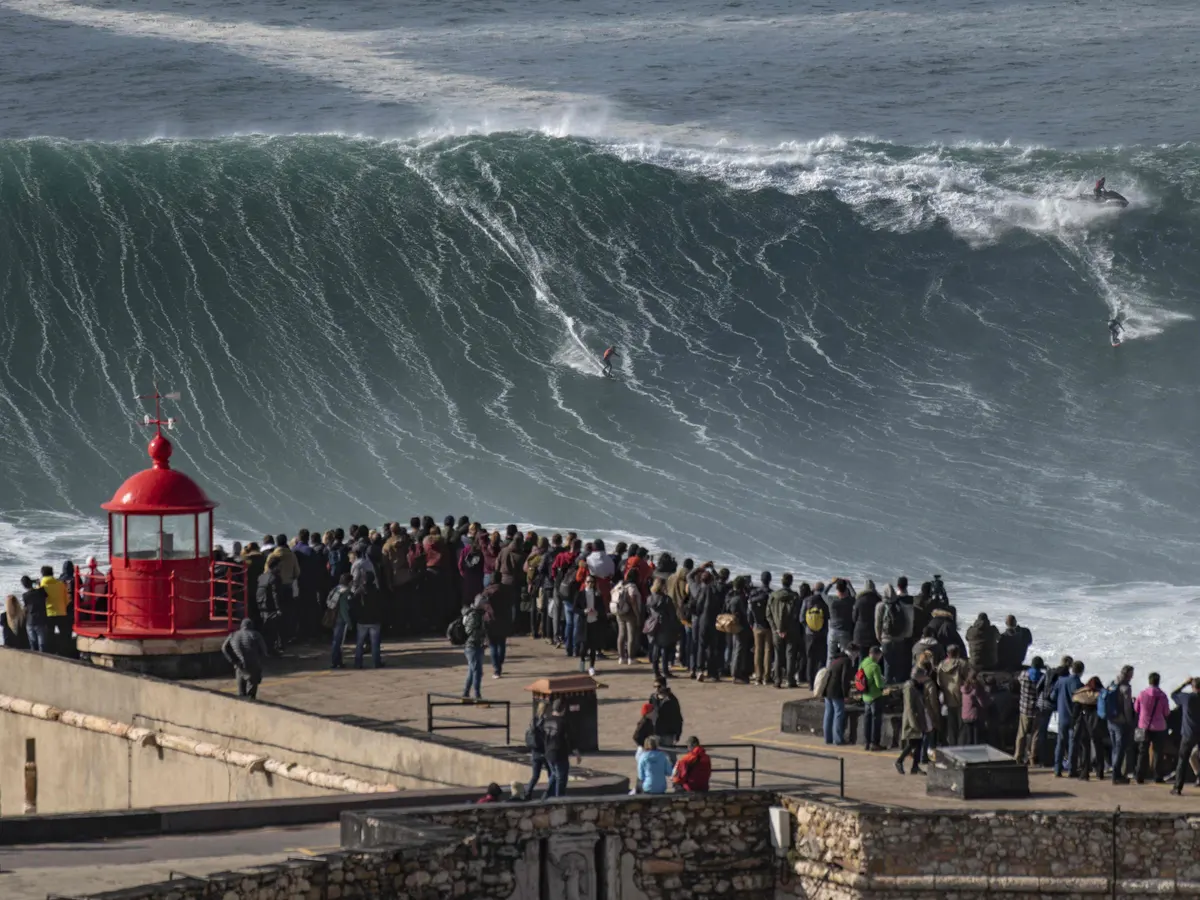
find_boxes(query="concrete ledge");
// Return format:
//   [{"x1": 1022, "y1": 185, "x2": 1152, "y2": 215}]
[{"x1": 0, "y1": 774, "x2": 629, "y2": 846}]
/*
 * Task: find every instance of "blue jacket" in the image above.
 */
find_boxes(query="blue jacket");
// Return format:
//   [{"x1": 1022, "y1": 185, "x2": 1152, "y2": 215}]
[
  {"x1": 1051, "y1": 674, "x2": 1083, "y2": 718},
  {"x1": 637, "y1": 748, "x2": 672, "y2": 794}
]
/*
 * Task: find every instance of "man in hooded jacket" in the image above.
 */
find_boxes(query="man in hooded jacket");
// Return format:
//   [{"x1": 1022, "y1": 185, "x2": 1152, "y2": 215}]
[{"x1": 966, "y1": 613, "x2": 1000, "y2": 671}]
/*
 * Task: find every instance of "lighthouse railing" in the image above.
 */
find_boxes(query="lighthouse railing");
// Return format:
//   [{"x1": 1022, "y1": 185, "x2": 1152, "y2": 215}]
[{"x1": 73, "y1": 564, "x2": 243, "y2": 638}]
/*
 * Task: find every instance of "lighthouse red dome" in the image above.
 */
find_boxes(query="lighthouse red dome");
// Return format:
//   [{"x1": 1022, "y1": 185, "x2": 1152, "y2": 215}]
[{"x1": 102, "y1": 433, "x2": 216, "y2": 514}]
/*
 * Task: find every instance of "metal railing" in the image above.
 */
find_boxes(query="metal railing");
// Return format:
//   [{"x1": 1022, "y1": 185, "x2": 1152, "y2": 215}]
[
  {"x1": 703, "y1": 742, "x2": 846, "y2": 798},
  {"x1": 425, "y1": 693, "x2": 512, "y2": 745},
  {"x1": 73, "y1": 560, "x2": 247, "y2": 637}
]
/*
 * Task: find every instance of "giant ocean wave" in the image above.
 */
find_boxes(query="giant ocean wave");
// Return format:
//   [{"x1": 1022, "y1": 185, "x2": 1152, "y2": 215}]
[{"x1": 1, "y1": 131, "x2": 1199, "y2": 678}]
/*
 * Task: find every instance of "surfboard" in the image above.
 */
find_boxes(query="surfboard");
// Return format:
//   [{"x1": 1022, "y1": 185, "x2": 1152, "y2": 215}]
[{"x1": 1111, "y1": 338, "x2": 1121, "y2": 348}]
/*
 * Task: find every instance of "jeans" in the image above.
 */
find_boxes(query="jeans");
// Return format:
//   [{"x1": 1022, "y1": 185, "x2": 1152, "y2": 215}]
[
  {"x1": 330, "y1": 620, "x2": 348, "y2": 667},
  {"x1": 545, "y1": 755, "x2": 570, "y2": 798},
  {"x1": 1054, "y1": 720, "x2": 1074, "y2": 775},
  {"x1": 680, "y1": 625, "x2": 695, "y2": 672},
  {"x1": 616, "y1": 614, "x2": 638, "y2": 662},
  {"x1": 1109, "y1": 723, "x2": 1133, "y2": 780},
  {"x1": 26, "y1": 623, "x2": 48, "y2": 653},
  {"x1": 649, "y1": 643, "x2": 674, "y2": 680},
  {"x1": 490, "y1": 637, "x2": 507, "y2": 675},
  {"x1": 1036, "y1": 710, "x2": 1053, "y2": 766},
  {"x1": 527, "y1": 753, "x2": 547, "y2": 797},
  {"x1": 823, "y1": 698, "x2": 846, "y2": 745},
  {"x1": 752, "y1": 627, "x2": 774, "y2": 683},
  {"x1": 463, "y1": 644, "x2": 484, "y2": 698},
  {"x1": 828, "y1": 629, "x2": 851, "y2": 659},
  {"x1": 563, "y1": 604, "x2": 577, "y2": 656},
  {"x1": 863, "y1": 699, "x2": 882, "y2": 747},
  {"x1": 354, "y1": 623, "x2": 382, "y2": 668}
]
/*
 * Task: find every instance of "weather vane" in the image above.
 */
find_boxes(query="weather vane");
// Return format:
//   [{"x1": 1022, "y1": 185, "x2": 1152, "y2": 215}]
[{"x1": 136, "y1": 387, "x2": 181, "y2": 437}]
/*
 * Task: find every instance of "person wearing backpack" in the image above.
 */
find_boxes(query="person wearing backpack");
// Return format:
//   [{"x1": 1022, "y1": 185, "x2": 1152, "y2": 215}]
[
  {"x1": 874, "y1": 584, "x2": 911, "y2": 684},
  {"x1": 327, "y1": 574, "x2": 355, "y2": 669},
  {"x1": 1105, "y1": 665, "x2": 1136, "y2": 784},
  {"x1": 768, "y1": 575, "x2": 800, "y2": 689},
  {"x1": 614, "y1": 570, "x2": 642, "y2": 666},
  {"x1": 541, "y1": 697, "x2": 581, "y2": 799},
  {"x1": 800, "y1": 583, "x2": 829, "y2": 692},
  {"x1": 858, "y1": 645, "x2": 886, "y2": 750},
  {"x1": 461, "y1": 597, "x2": 486, "y2": 700},
  {"x1": 749, "y1": 572, "x2": 774, "y2": 686},
  {"x1": 821, "y1": 644, "x2": 854, "y2": 746}
]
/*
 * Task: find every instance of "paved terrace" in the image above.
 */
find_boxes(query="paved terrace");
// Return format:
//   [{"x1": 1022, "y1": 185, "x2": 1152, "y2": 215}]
[{"x1": 197, "y1": 635, "x2": 1197, "y2": 813}]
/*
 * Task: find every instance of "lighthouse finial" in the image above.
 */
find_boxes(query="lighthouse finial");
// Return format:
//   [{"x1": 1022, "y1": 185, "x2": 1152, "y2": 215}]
[{"x1": 136, "y1": 387, "x2": 181, "y2": 469}]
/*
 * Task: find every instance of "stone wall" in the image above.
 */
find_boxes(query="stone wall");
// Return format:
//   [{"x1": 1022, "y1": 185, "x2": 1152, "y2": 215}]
[
  {"x1": 84, "y1": 791, "x2": 776, "y2": 900},
  {"x1": 778, "y1": 795, "x2": 1200, "y2": 899}
]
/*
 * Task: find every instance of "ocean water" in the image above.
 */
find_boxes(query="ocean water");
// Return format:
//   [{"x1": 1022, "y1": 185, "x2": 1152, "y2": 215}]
[{"x1": 1, "y1": 0, "x2": 1199, "y2": 684}]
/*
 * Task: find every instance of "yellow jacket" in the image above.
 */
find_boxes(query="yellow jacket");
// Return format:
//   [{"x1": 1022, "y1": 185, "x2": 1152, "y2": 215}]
[{"x1": 41, "y1": 575, "x2": 69, "y2": 617}]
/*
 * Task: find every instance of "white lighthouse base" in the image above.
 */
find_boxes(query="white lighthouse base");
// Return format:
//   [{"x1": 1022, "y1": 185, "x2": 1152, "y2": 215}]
[{"x1": 76, "y1": 634, "x2": 233, "y2": 679}]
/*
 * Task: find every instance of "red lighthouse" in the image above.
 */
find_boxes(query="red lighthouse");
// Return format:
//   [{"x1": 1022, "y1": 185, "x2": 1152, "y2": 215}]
[{"x1": 75, "y1": 391, "x2": 245, "y2": 675}]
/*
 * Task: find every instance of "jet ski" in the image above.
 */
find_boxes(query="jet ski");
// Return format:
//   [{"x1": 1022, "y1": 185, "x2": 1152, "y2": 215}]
[{"x1": 1077, "y1": 189, "x2": 1129, "y2": 208}]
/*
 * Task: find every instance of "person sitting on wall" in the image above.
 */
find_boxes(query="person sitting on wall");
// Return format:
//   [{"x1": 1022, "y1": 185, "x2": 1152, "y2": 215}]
[{"x1": 672, "y1": 736, "x2": 712, "y2": 792}]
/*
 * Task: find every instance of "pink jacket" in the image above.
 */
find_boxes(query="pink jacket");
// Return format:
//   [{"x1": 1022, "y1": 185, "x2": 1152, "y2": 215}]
[{"x1": 1134, "y1": 686, "x2": 1169, "y2": 731}]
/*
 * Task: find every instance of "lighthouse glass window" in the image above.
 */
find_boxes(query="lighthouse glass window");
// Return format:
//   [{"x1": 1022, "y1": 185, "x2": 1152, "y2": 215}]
[
  {"x1": 161, "y1": 514, "x2": 198, "y2": 560},
  {"x1": 125, "y1": 515, "x2": 161, "y2": 560}
]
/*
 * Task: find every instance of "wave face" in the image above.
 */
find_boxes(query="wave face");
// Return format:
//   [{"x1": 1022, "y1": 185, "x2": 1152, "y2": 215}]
[{"x1": 2, "y1": 132, "x2": 1200, "y2": 675}]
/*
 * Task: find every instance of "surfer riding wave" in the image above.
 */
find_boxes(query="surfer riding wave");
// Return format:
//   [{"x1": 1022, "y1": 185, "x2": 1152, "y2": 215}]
[{"x1": 602, "y1": 345, "x2": 618, "y2": 377}]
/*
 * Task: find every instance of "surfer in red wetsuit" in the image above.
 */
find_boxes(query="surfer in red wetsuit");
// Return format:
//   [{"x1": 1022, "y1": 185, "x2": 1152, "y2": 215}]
[{"x1": 602, "y1": 345, "x2": 617, "y2": 377}]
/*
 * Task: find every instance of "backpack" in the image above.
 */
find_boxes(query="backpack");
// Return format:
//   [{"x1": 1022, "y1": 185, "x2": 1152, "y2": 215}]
[
  {"x1": 1098, "y1": 681, "x2": 1119, "y2": 720},
  {"x1": 812, "y1": 666, "x2": 830, "y2": 698},
  {"x1": 854, "y1": 667, "x2": 868, "y2": 694},
  {"x1": 615, "y1": 586, "x2": 633, "y2": 617},
  {"x1": 463, "y1": 548, "x2": 483, "y2": 572},
  {"x1": 804, "y1": 602, "x2": 825, "y2": 633},
  {"x1": 556, "y1": 567, "x2": 576, "y2": 602},
  {"x1": 446, "y1": 617, "x2": 467, "y2": 646},
  {"x1": 1037, "y1": 670, "x2": 1059, "y2": 713},
  {"x1": 524, "y1": 716, "x2": 545, "y2": 753},
  {"x1": 881, "y1": 599, "x2": 904, "y2": 639}
]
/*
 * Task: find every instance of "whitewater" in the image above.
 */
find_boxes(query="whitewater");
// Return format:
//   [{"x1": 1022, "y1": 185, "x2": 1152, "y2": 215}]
[{"x1": 1, "y1": 0, "x2": 1200, "y2": 685}]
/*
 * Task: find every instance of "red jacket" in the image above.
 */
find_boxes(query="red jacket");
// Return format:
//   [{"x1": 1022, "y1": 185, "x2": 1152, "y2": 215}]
[
  {"x1": 673, "y1": 746, "x2": 711, "y2": 792},
  {"x1": 551, "y1": 550, "x2": 577, "y2": 580}
]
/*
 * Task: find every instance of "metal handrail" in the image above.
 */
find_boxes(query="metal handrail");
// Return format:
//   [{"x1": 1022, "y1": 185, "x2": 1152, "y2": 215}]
[
  {"x1": 702, "y1": 741, "x2": 846, "y2": 797},
  {"x1": 426, "y1": 693, "x2": 511, "y2": 745}
]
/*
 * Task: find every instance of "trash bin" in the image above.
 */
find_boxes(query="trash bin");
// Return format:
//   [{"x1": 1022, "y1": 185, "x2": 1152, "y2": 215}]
[{"x1": 526, "y1": 675, "x2": 599, "y2": 752}]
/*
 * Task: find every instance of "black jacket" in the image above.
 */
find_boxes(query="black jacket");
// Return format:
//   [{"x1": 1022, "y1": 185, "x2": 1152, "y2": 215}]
[
  {"x1": 354, "y1": 583, "x2": 385, "y2": 625},
  {"x1": 997, "y1": 626, "x2": 1033, "y2": 672},
  {"x1": 652, "y1": 691, "x2": 684, "y2": 741},
  {"x1": 692, "y1": 582, "x2": 723, "y2": 633},
  {"x1": 542, "y1": 712, "x2": 574, "y2": 759},
  {"x1": 748, "y1": 585, "x2": 771, "y2": 630},
  {"x1": 851, "y1": 590, "x2": 879, "y2": 650},
  {"x1": 822, "y1": 652, "x2": 853, "y2": 701},
  {"x1": 966, "y1": 616, "x2": 1000, "y2": 670},
  {"x1": 20, "y1": 587, "x2": 48, "y2": 626},
  {"x1": 828, "y1": 593, "x2": 855, "y2": 636},
  {"x1": 928, "y1": 610, "x2": 965, "y2": 657},
  {"x1": 256, "y1": 570, "x2": 283, "y2": 617}
]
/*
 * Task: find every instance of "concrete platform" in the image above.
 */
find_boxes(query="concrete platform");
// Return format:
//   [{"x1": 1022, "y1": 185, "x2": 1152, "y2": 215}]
[{"x1": 195, "y1": 635, "x2": 1200, "y2": 813}]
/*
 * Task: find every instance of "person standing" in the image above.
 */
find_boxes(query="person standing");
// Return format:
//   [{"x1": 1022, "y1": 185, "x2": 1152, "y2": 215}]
[
  {"x1": 996, "y1": 615, "x2": 1033, "y2": 672},
  {"x1": 352, "y1": 571, "x2": 384, "y2": 669},
  {"x1": 221, "y1": 619, "x2": 270, "y2": 699},
  {"x1": 651, "y1": 678, "x2": 684, "y2": 762},
  {"x1": 859, "y1": 646, "x2": 886, "y2": 751},
  {"x1": 644, "y1": 579, "x2": 680, "y2": 681},
  {"x1": 768, "y1": 574, "x2": 799, "y2": 688},
  {"x1": 936, "y1": 646, "x2": 970, "y2": 746},
  {"x1": 960, "y1": 671, "x2": 991, "y2": 746},
  {"x1": 851, "y1": 580, "x2": 881, "y2": 656},
  {"x1": 800, "y1": 583, "x2": 829, "y2": 691},
  {"x1": 327, "y1": 574, "x2": 354, "y2": 669},
  {"x1": 614, "y1": 571, "x2": 642, "y2": 666},
  {"x1": 749, "y1": 572, "x2": 774, "y2": 685},
  {"x1": 461, "y1": 596, "x2": 486, "y2": 700},
  {"x1": 896, "y1": 669, "x2": 933, "y2": 775},
  {"x1": 1013, "y1": 657, "x2": 1045, "y2": 765},
  {"x1": 825, "y1": 579, "x2": 855, "y2": 658},
  {"x1": 39, "y1": 565, "x2": 69, "y2": 655},
  {"x1": 1051, "y1": 660, "x2": 1085, "y2": 778},
  {"x1": 579, "y1": 574, "x2": 606, "y2": 676},
  {"x1": 821, "y1": 644, "x2": 853, "y2": 746},
  {"x1": 19, "y1": 576, "x2": 48, "y2": 653},
  {"x1": 524, "y1": 701, "x2": 548, "y2": 798},
  {"x1": 1170, "y1": 678, "x2": 1200, "y2": 796},
  {"x1": 691, "y1": 566, "x2": 722, "y2": 683},
  {"x1": 542, "y1": 698, "x2": 581, "y2": 799},
  {"x1": 667, "y1": 559, "x2": 693, "y2": 674},
  {"x1": 874, "y1": 585, "x2": 909, "y2": 684},
  {"x1": 1106, "y1": 665, "x2": 1136, "y2": 784},
  {"x1": 726, "y1": 577, "x2": 753, "y2": 684},
  {"x1": 1134, "y1": 671, "x2": 1170, "y2": 784}
]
